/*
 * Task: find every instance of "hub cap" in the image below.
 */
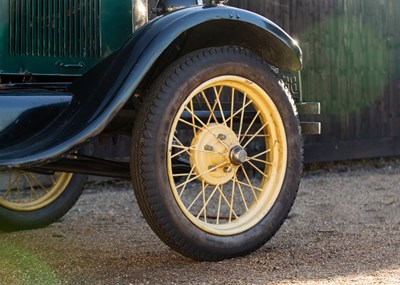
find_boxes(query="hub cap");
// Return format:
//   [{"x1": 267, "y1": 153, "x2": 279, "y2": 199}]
[{"x1": 190, "y1": 124, "x2": 241, "y2": 185}]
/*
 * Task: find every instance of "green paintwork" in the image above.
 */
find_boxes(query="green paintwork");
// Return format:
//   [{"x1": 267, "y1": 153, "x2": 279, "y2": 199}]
[
  {"x1": 0, "y1": 0, "x2": 133, "y2": 76},
  {"x1": 0, "y1": 4, "x2": 304, "y2": 168}
]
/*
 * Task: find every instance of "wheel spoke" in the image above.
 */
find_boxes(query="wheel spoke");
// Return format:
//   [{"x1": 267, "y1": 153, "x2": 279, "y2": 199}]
[
  {"x1": 233, "y1": 174, "x2": 249, "y2": 211},
  {"x1": 171, "y1": 147, "x2": 191, "y2": 159},
  {"x1": 16, "y1": 175, "x2": 21, "y2": 203},
  {"x1": 196, "y1": 174, "x2": 228, "y2": 219},
  {"x1": 28, "y1": 173, "x2": 49, "y2": 194},
  {"x1": 2, "y1": 174, "x2": 14, "y2": 200},
  {"x1": 246, "y1": 160, "x2": 269, "y2": 180},
  {"x1": 175, "y1": 161, "x2": 228, "y2": 190},
  {"x1": 187, "y1": 186, "x2": 205, "y2": 212},
  {"x1": 184, "y1": 106, "x2": 230, "y2": 149},
  {"x1": 248, "y1": 149, "x2": 271, "y2": 160},
  {"x1": 234, "y1": 177, "x2": 263, "y2": 192},
  {"x1": 214, "y1": 86, "x2": 234, "y2": 145},
  {"x1": 189, "y1": 99, "x2": 198, "y2": 137},
  {"x1": 172, "y1": 172, "x2": 196, "y2": 178},
  {"x1": 230, "y1": 87, "x2": 235, "y2": 130},
  {"x1": 179, "y1": 165, "x2": 196, "y2": 197},
  {"x1": 189, "y1": 147, "x2": 226, "y2": 156},
  {"x1": 241, "y1": 134, "x2": 269, "y2": 138},
  {"x1": 216, "y1": 186, "x2": 222, "y2": 224},
  {"x1": 196, "y1": 188, "x2": 217, "y2": 218},
  {"x1": 216, "y1": 184, "x2": 238, "y2": 220},
  {"x1": 242, "y1": 122, "x2": 269, "y2": 149},
  {"x1": 172, "y1": 135, "x2": 192, "y2": 157},
  {"x1": 200, "y1": 91, "x2": 219, "y2": 125},
  {"x1": 237, "y1": 93, "x2": 248, "y2": 142},
  {"x1": 10, "y1": 173, "x2": 18, "y2": 186},
  {"x1": 171, "y1": 144, "x2": 226, "y2": 157},
  {"x1": 177, "y1": 118, "x2": 203, "y2": 131},
  {"x1": 229, "y1": 173, "x2": 236, "y2": 223},
  {"x1": 23, "y1": 173, "x2": 39, "y2": 202},
  {"x1": 202, "y1": 181, "x2": 208, "y2": 223},
  {"x1": 240, "y1": 165, "x2": 259, "y2": 202},
  {"x1": 225, "y1": 99, "x2": 253, "y2": 126},
  {"x1": 247, "y1": 156, "x2": 272, "y2": 166},
  {"x1": 239, "y1": 111, "x2": 261, "y2": 145}
]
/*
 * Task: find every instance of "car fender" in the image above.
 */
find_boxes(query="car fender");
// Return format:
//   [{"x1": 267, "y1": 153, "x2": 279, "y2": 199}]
[{"x1": 0, "y1": 5, "x2": 302, "y2": 168}]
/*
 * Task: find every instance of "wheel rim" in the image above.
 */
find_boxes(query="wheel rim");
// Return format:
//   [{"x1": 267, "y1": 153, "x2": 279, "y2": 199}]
[
  {"x1": 0, "y1": 172, "x2": 73, "y2": 211},
  {"x1": 167, "y1": 75, "x2": 288, "y2": 236}
]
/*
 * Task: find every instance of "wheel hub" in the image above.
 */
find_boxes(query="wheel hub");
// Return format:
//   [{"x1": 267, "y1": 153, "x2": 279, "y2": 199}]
[
  {"x1": 230, "y1": 146, "x2": 247, "y2": 165},
  {"x1": 190, "y1": 124, "x2": 245, "y2": 186}
]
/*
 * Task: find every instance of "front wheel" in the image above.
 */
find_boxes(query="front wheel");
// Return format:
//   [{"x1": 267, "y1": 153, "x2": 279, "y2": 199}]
[{"x1": 131, "y1": 47, "x2": 302, "y2": 261}]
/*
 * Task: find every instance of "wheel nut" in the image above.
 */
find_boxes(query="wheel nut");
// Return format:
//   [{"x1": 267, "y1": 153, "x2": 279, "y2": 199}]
[
  {"x1": 218, "y1": 134, "x2": 227, "y2": 140},
  {"x1": 204, "y1": 145, "x2": 214, "y2": 151},
  {"x1": 230, "y1": 146, "x2": 248, "y2": 165}
]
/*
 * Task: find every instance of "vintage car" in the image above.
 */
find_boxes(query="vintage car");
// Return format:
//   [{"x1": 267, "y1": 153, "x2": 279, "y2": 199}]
[{"x1": 0, "y1": 0, "x2": 320, "y2": 260}]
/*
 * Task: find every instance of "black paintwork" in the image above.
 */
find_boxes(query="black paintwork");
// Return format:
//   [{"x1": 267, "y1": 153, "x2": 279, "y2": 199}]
[
  {"x1": 0, "y1": 5, "x2": 302, "y2": 169},
  {"x1": 0, "y1": 90, "x2": 72, "y2": 155}
]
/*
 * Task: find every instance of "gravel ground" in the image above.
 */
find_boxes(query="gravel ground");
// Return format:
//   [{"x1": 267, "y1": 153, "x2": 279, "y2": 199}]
[{"x1": 0, "y1": 159, "x2": 399, "y2": 285}]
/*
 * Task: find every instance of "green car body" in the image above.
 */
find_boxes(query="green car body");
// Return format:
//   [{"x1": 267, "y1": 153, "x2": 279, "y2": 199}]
[{"x1": 0, "y1": 0, "x2": 139, "y2": 76}]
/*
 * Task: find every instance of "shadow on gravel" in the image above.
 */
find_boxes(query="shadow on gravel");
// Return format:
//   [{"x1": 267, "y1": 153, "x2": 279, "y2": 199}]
[{"x1": 1, "y1": 158, "x2": 399, "y2": 284}]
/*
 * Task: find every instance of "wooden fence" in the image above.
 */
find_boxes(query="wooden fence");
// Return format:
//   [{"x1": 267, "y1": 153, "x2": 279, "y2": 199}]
[{"x1": 228, "y1": 0, "x2": 400, "y2": 162}]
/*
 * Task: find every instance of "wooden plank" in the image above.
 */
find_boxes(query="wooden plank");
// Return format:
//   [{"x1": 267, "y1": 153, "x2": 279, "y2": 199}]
[{"x1": 229, "y1": 0, "x2": 400, "y2": 162}]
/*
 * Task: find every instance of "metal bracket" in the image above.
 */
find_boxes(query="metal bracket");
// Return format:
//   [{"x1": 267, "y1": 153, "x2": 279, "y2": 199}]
[
  {"x1": 300, "y1": 122, "x2": 321, "y2": 135},
  {"x1": 55, "y1": 61, "x2": 85, "y2": 69},
  {"x1": 296, "y1": 102, "x2": 321, "y2": 115}
]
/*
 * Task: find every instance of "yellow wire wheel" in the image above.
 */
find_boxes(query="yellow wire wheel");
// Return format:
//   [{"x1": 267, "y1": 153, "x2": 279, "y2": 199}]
[
  {"x1": 167, "y1": 76, "x2": 288, "y2": 235},
  {"x1": 131, "y1": 47, "x2": 302, "y2": 260},
  {"x1": 0, "y1": 172, "x2": 73, "y2": 211},
  {"x1": 0, "y1": 170, "x2": 86, "y2": 231}
]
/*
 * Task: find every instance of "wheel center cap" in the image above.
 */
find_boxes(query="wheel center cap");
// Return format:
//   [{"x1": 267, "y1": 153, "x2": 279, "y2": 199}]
[
  {"x1": 230, "y1": 146, "x2": 247, "y2": 165},
  {"x1": 189, "y1": 124, "x2": 239, "y2": 186}
]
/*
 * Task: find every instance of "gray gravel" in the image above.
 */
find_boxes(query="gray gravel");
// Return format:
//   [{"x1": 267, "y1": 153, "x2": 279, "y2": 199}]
[{"x1": 1, "y1": 159, "x2": 399, "y2": 284}]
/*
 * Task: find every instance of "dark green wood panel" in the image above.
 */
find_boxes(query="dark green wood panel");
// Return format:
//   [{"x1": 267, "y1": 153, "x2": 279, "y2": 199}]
[{"x1": 230, "y1": 0, "x2": 400, "y2": 162}]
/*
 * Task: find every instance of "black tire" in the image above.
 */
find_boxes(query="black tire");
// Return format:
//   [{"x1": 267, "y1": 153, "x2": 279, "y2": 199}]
[
  {"x1": 0, "y1": 172, "x2": 86, "y2": 231},
  {"x1": 131, "y1": 47, "x2": 302, "y2": 261}
]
